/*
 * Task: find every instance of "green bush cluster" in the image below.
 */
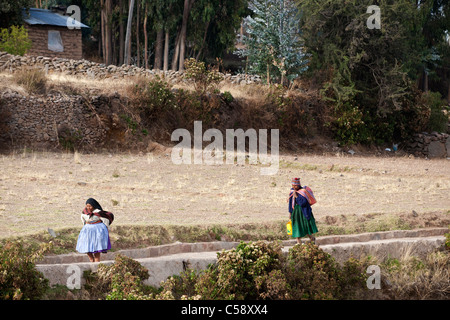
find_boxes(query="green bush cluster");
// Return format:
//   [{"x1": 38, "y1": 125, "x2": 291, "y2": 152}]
[
  {"x1": 156, "y1": 241, "x2": 368, "y2": 300},
  {"x1": 128, "y1": 76, "x2": 175, "y2": 123},
  {"x1": 184, "y1": 58, "x2": 223, "y2": 95},
  {"x1": 0, "y1": 25, "x2": 31, "y2": 56},
  {"x1": 0, "y1": 241, "x2": 51, "y2": 300}
]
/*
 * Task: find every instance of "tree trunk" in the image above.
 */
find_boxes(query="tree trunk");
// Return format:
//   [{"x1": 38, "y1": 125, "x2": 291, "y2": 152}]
[
  {"x1": 423, "y1": 70, "x2": 428, "y2": 92},
  {"x1": 124, "y1": 0, "x2": 135, "y2": 65},
  {"x1": 163, "y1": 31, "x2": 169, "y2": 71},
  {"x1": 154, "y1": 29, "x2": 164, "y2": 70},
  {"x1": 144, "y1": 4, "x2": 148, "y2": 69},
  {"x1": 171, "y1": 29, "x2": 181, "y2": 71},
  {"x1": 119, "y1": 0, "x2": 124, "y2": 65},
  {"x1": 105, "y1": 0, "x2": 113, "y2": 66},
  {"x1": 195, "y1": 20, "x2": 209, "y2": 60},
  {"x1": 136, "y1": 1, "x2": 140, "y2": 67},
  {"x1": 178, "y1": 0, "x2": 193, "y2": 71},
  {"x1": 100, "y1": 0, "x2": 106, "y2": 63},
  {"x1": 447, "y1": 82, "x2": 450, "y2": 104}
]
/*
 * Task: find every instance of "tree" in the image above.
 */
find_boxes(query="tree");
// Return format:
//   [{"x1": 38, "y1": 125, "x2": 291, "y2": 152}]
[
  {"x1": 0, "y1": 0, "x2": 32, "y2": 29},
  {"x1": 296, "y1": 0, "x2": 450, "y2": 143},
  {"x1": 237, "y1": 0, "x2": 308, "y2": 85},
  {"x1": 188, "y1": 0, "x2": 249, "y2": 61},
  {"x1": 124, "y1": 0, "x2": 135, "y2": 65}
]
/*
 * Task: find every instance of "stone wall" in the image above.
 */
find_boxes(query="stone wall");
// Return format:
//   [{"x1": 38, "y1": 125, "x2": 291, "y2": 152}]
[
  {"x1": 0, "y1": 90, "x2": 129, "y2": 150},
  {"x1": 0, "y1": 51, "x2": 261, "y2": 85},
  {"x1": 406, "y1": 132, "x2": 450, "y2": 158}
]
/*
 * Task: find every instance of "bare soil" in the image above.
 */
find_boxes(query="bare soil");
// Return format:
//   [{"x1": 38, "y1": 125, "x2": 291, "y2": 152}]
[{"x1": 0, "y1": 149, "x2": 448, "y2": 240}]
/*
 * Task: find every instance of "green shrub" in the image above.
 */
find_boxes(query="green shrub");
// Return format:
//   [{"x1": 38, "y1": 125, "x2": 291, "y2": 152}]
[
  {"x1": 285, "y1": 243, "x2": 341, "y2": 299},
  {"x1": 422, "y1": 91, "x2": 448, "y2": 133},
  {"x1": 128, "y1": 76, "x2": 175, "y2": 123},
  {"x1": 195, "y1": 241, "x2": 283, "y2": 300},
  {"x1": 0, "y1": 25, "x2": 32, "y2": 56},
  {"x1": 222, "y1": 91, "x2": 233, "y2": 103},
  {"x1": 328, "y1": 102, "x2": 367, "y2": 145},
  {"x1": 0, "y1": 241, "x2": 51, "y2": 300},
  {"x1": 285, "y1": 243, "x2": 368, "y2": 300},
  {"x1": 184, "y1": 58, "x2": 223, "y2": 95}
]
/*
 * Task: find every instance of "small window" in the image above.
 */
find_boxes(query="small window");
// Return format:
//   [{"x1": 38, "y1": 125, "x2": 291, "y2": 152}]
[{"x1": 48, "y1": 30, "x2": 64, "y2": 52}]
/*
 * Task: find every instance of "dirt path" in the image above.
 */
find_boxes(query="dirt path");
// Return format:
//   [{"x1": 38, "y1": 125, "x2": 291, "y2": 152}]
[{"x1": 0, "y1": 150, "x2": 449, "y2": 238}]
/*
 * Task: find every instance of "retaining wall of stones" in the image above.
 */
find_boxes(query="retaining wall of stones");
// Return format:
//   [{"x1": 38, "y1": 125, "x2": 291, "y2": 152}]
[
  {"x1": 0, "y1": 51, "x2": 261, "y2": 85},
  {"x1": 406, "y1": 132, "x2": 450, "y2": 158},
  {"x1": 0, "y1": 90, "x2": 129, "y2": 150}
]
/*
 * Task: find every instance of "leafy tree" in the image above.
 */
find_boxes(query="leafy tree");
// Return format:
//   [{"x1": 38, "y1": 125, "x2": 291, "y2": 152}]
[
  {"x1": 189, "y1": 0, "x2": 249, "y2": 61},
  {"x1": 237, "y1": 0, "x2": 308, "y2": 85},
  {"x1": 296, "y1": 0, "x2": 450, "y2": 144},
  {"x1": 0, "y1": 0, "x2": 32, "y2": 29}
]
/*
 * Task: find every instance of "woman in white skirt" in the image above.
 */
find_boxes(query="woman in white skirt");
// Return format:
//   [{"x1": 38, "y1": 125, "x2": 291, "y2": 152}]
[{"x1": 76, "y1": 198, "x2": 111, "y2": 262}]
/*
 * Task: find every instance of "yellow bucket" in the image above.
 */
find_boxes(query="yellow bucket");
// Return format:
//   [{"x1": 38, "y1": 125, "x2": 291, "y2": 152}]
[{"x1": 286, "y1": 220, "x2": 292, "y2": 236}]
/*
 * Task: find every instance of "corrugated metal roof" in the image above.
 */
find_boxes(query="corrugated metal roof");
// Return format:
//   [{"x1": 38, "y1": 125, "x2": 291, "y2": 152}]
[{"x1": 23, "y1": 8, "x2": 89, "y2": 29}]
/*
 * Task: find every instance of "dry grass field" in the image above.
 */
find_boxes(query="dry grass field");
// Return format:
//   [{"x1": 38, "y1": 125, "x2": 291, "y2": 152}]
[{"x1": 0, "y1": 149, "x2": 449, "y2": 241}]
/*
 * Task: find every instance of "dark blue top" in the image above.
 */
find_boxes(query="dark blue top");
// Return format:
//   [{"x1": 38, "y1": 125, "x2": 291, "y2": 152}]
[{"x1": 288, "y1": 188, "x2": 312, "y2": 220}]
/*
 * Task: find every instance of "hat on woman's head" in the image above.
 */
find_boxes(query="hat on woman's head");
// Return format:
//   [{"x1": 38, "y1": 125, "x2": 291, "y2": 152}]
[
  {"x1": 291, "y1": 178, "x2": 301, "y2": 186},
  {"x1": 86, "y1": 198, "x2": 103, "y2": 211}
]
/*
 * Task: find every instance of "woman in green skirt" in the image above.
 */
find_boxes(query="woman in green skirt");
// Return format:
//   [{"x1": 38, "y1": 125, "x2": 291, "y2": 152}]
[{"x1": 288, "y1": 178, "x2": 318, "y2": 244}]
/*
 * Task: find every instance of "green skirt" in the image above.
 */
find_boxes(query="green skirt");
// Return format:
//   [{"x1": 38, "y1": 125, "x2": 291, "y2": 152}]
[{"x1": 291, "y1": 205, "x2": 318, "y2": 238}]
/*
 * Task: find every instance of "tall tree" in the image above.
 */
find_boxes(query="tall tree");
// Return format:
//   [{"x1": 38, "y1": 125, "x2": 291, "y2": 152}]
[
  {"x1": 237, "y1": 0, "x2": 308, "y2": 84},
  {"x1": 124, "y1": 0, "x2": 135, "y2": 64},
  {"x1": 104, "y1": 0, "x2": 113, "y2": 65},
  {"x1": 178, "y1": 0, "x2": 194, "y2": 71},
  {"x1": 0, "y1": 0, "x2": 32, "y2": 29}
]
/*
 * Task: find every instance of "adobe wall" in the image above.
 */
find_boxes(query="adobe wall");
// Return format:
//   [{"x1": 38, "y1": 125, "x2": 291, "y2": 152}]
[{"x1": 25, "y1": 25, "x2": 83, "y2": 60}]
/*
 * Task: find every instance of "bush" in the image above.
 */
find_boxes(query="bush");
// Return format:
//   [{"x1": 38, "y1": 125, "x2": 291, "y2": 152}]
[
  {"x1": 0, "y1": 241, "x2": 52, "y2": 300},
  {"x1": 285, "y1": 243, "x2": 344, "y2": 299},
  {"x1": 14, "y1": 67, "x2": 47, "y2": 94},
  {"x1": 327, "y1": 102, "x2": 367, "y2": 145},
  {"x1": 127, "y1": 76, "x2": 175, "y2": 123},
  {"x1": 195, "y1": 241, "x2": 283, "y2": 300},
  {"x1": 0, "y1": 25, "x2": 31, "y2": 56},
  {"x1": 155, "y1": 269, "x2": 200, "y2": 300},
  {"x1": 84, "y1": 254, "x2": 151, "y2": 300},
  {"x1": 158, "y1": 241, "x2": 368, "y2": 300},
  {"x1": 184, "y1": 58, "x2": 223, "y2": 95},
  {"x1": 422, "y1": 91, "x2": 448, "y2": 133}
]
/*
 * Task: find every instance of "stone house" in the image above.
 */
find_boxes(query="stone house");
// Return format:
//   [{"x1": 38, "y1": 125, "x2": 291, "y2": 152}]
[{"x1": 22, "y1": 8, "x2": 89, "y2": 60}]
